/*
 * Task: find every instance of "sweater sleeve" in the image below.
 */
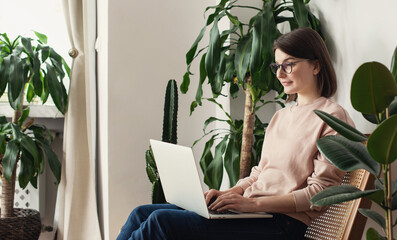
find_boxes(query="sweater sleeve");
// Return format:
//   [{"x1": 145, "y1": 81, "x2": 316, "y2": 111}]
[{"x1": 292, "y1": 108, "x2": 351, "y2": 212}]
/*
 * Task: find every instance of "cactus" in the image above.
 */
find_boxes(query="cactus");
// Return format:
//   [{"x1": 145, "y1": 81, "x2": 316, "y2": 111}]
[{"x1": 146, "y1": 79, "x2": 178, "y2": 204}]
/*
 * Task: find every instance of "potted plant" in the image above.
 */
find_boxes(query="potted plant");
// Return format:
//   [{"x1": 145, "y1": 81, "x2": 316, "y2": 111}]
[
  {"x1": 310, "y1": 48, "x2": 397, "y2": 239},
  {"x1": 0, "y1": 32, "x2": 69, "y2": 239},
  {"x1": 181, "y1": 0, "x2": 323, "y2": 189}
]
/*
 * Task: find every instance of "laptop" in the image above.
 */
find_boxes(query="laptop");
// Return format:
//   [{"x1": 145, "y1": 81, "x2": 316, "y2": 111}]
[{"x1": 149, "y1": 139, "x2": 272, "y2": 219}]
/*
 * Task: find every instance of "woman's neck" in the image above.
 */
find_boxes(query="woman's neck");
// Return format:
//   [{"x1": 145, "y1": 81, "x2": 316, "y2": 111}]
[{"x1": 296, "y1": 93, "x2": 322, "y2": 106}]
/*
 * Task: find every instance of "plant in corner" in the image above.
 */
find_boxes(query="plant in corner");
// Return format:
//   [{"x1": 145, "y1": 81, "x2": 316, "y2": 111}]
[
  {"x1": 0, "y1": 32, "x2": 69, "y2": 239},
  {"x1": 146, "y1": 79, "x2": 178, "y2": 204},
  {"x1": 181, "y1": 0, "x2": 323, "y2": 189},
  {"x1": 310, "y1": 47, "x2": 397, "y2": 240}
]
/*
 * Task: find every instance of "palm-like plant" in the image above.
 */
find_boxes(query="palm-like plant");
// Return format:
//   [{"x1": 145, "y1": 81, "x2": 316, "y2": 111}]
[
  {"x1": 0, "y1": 32, "x2": 69, "y2": 218},
  {"x1": 181, "y1": 0, "x2": 323, "y2": 189},
  {"x1": 310, "y1": 48, "x2": 397, "y2": 240}
]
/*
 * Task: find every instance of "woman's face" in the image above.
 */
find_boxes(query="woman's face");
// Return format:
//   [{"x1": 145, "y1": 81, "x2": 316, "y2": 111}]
[{"x1": 274, "y1": 49, "x2": 320, "y2": 99}]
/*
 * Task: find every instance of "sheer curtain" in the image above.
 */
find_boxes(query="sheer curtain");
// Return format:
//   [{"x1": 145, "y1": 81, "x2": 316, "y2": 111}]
[{"x1": 56, "y1": 0, "x2": 101, "y2": 239}]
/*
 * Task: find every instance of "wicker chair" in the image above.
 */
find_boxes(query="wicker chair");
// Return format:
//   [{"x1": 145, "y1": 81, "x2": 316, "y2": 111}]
[{"x1": 305, "y1": 168, "x2": 374, "y2": 240}]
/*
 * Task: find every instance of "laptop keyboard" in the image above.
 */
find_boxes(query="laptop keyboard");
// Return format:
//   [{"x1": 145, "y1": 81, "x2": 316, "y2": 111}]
[{"x1": 208, "y1": 209, "x2": 237, "y2": 215}]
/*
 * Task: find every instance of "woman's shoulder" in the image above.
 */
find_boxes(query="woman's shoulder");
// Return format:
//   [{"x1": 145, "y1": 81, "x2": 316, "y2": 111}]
[{"x1": 316, "y1": 98, "x2": 354, "y2": 125}]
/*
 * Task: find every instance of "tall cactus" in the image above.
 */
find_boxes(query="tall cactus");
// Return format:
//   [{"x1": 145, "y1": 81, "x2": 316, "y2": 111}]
[{"x1": 146, "y1": 79, "x2": 178, "y2": 204}]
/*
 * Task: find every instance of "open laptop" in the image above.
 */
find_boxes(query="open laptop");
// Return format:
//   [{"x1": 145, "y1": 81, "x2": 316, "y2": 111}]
[{"x1": 149, "y1": 139, "x2": 272, "y2": 219}]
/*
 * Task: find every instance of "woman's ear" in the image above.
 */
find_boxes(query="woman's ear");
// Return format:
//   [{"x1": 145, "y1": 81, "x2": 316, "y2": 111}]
[{"x1": 313, "y1": 60, "x2": 320, "y2": 75}]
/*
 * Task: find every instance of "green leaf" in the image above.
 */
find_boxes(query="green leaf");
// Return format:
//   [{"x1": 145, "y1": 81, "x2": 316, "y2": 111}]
[
  {"x1": 189, "y1": 101, "x2": 198, "y2": 116},
  {"x1": 180, "y1": 72, "x2": 190, "y2": 94},
  {"x1": 314, "y1": 110, "x2": 367, "y2": 142},
  {"x1": 206, "y1": 135, "x2": 228, "y2": 190},
  {"x1": 8, "y1": 54, "x2": 25, "y2": 103},
  {"x1": 202, "y1": 116, "x2": 229, "y2": 133},
  {"x1": 367, "y1": 115, "x2": 397, "y2": 164},
  {"x1": 292, "y1": 0, "x2": 310, "y2": 27},
  {"x1": 21, "y1": 37, "x2": 34, "y2": 57},
  {"x1": 2, "y1": 140, "x2": 20, "y2": 181},
  {"x1": 0, "y1": 134, "x2": 6, "y2": 154},
  {"x1": 11, "y1": 123, "x2": 23, "y2": 142},
  {"x1": 18, "y1": 107, "x2": 30, "y2": 127},
  {"x1": 34, "y1": 31, "x2": 47, "y2": 44},
  {"x1": 46, "y1": 63, "x2": 66, "y2": 114},
  {"x1": 31, "y1": 54, "x2": 43, "y2": 97},
  {"x1": 391, "y1": 46, "x2": 397, "y2": 83},
  {"x1": 186, "y1": 26, "x2": 206, "y2": 66},
  {"x1": 0, "y1": 55, "x2": 10, "y2": 97},
  {"x1": 146, "y1": 148, "x2": 158, "y2": 183},
  {"x1": 234, "y1": 35, "x2": 252, "y2": 82},
  {"x1": 358, "y1": 208, "x2": 385, "y2": 230},
  {"x1": 199, "y1": 136, "x2": 216, "y2": 189},
  {"x1": 41, "y1": 46, "x2": 50, "y2": 62},
  {"x1": 19, "y1": 148, "x2": 35, "y2": 189},
  {"x1": 195, "y1": 53, "x2": 207, "y2": 106},
  {"x1": 366, "y1": 228, "x2": 386, "y2": 240},
  {"x1": 224, "y1": 133, "x2": 241, "y2": 186},
  {"x1": 42, "y1": 143, "x2": 61, "y2": 184},
  {"x1": 310, "y1": 184, "x2": 380, "y2": 206},
  {"x1": 26, "y1": 82, "x2": 35, "y2": 102},
  {"x1": 316, "y1": 135, "x2": 380, "y2": 176},
  {"x1": 351, "y1": 62, "x2": 397, "y2": 115},
  {"x1": 205, "y1": 17, "x2": 221, "y2": 90},
  {"x1": 21, "y1": 135, "x2": 40, "y2": 168}
]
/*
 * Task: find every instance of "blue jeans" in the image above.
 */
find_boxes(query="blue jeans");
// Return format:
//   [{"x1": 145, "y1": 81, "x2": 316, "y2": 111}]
[{"x1": 117, "y1": 204, "x2": 307, "y2": 240}]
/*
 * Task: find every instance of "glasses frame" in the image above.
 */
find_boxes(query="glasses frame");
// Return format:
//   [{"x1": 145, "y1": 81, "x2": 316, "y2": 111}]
[{"x1": 269, "y1": 59, "x2": 311, "y2": 75}]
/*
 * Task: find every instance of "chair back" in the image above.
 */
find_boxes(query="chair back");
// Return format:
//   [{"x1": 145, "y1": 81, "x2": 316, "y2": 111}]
[{"x1": 305, "y1": 168, "x2": 373, "y2": 240}]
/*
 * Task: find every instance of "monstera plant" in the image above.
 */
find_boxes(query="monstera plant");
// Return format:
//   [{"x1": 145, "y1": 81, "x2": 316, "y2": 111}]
[
  {"x1": 0, "y1": 31, "x2": 69, "y2": 238},
  {"x1": 181, "y1": 0, "x2": 323, "y2": 189},
  {"x1": 310, "y1": 48, "x2": 397, "y2": 240}
]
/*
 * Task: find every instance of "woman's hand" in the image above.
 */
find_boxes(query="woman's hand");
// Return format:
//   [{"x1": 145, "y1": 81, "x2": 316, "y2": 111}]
[
  {"x1": 204, "y1": 186, "x2": 244, "y2": 206},
  {"x1": 207, "y1": 192, "x2": 258, "y2": 213}
]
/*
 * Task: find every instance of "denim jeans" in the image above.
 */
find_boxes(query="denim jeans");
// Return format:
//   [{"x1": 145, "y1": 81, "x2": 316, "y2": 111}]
[{"x1": 117, "y1": 204, "x2": 307, "y2": 240}]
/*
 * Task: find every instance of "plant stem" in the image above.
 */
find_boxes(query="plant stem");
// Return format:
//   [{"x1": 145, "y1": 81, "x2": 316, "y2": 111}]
[
  {"x1": 239, "y1": 76, "x2": 255, "y2": 178},
  {"x1": 384, "y1": 163, "x2": 393, "y2": 239}
]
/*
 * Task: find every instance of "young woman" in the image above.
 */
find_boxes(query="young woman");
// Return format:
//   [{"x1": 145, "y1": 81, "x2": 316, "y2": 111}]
[{"x1": 117, "y1": 27, "x2": 354, "y2": 240}]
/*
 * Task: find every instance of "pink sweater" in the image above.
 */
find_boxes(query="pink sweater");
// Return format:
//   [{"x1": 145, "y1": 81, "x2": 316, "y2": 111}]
[{"x1": 236, "y1": 97, "x2": 354, "y2": 226}]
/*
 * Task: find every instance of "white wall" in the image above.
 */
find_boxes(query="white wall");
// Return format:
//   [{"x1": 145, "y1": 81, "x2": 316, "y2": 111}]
[
  {"x1": 97, "y1": 1, "x2": 219, "y2": 239},
  {"x1": 308, "y1": 1, "x2": 397, "y2": 238}
]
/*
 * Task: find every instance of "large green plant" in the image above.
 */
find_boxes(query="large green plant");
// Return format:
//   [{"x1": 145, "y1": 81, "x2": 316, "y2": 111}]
[
  {"x1": 310, "y1": 48, "x2": 397, "y2": 240},
  {"x1": 146, "y1": 79, "x2": 178, "y2": 203},
  {"x1": 0, "y1": 32, "x2": 69, "y2": 218},
  {"x1": 181, "y1": 0, "x2": 322, "y2": 189}
]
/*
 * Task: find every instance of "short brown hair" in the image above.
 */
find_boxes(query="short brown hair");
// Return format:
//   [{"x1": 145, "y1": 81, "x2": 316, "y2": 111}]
[{"x1": 273, "y1": 27, "x2": 337, "y2": 102}]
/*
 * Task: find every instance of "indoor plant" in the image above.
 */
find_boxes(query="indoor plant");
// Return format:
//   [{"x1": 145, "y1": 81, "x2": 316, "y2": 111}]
[
  {"x1": 181, "y1": 0, "x2": 323, "y2": 189},
  {"x1": 0, "y1": 32, "x2": 69, "y2": 239},
  {"x1": 310, "y1": 48, "x2": 397, "y2": 239},
  {"x1": 146, "y1": 79, "x2": 178, "y2": 204}
]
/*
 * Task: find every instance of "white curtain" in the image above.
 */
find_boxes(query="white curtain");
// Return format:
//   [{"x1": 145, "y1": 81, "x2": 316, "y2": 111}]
[{"x1": 56, "y1": 0, "x2": 101, "y2": 239}]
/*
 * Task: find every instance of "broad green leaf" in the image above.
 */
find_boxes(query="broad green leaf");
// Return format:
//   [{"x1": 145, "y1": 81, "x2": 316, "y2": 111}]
[
  {"x1": 205, "y1": 17, "x2": 221, "y2": 91},
  {"x1": 146, "y1": 148, "x2": 158, "y2": 183},
  {"x1": 366, "y1": 228, "x2": 386, "y2": 240},
  {"x1": 49, "y1": 48, "x2": 66, "y2": 79},
  {"x1": 31, "y1": 55, "x2": 43, "y2": 96},
  {"x1": 18, "y1": 107, "x2": 30, "y2": 127},
  {"x1": 26, "y1": 82, "x2": 35, "y2": 102},
  {"x1": 180, "y1": 72, "x2": 190, "y2": 94},
  {"x1": 310, "y1": 184, "x2": 380, "y2": 206},
  {"x1": 19, "y1": 148, "x2": 35, "y2": 189},
  {"x1": 21, "y1": 135, "x2": 40, "y2": 168},
  {"x1": 34, "y1": 31, "x2": 47, "y2": 44},
  {"x1": 0, "y1": 56, "x2": 10, "y2": 97},
  {"x1": 42, "y1": 143, "x2": 61, "y2": 184},
  {"x1": 2, "y1": 140, "x2": 20, "y2": 181},
  {"x1": 203, "y1": 116, "x2": 229, "y2": 133},
  {"x1": 206, "y1": 135, "x2": 228, "y2": 190},
  {"x1": 46, "y1": 63, "x2": 66, "y2": 114},
  {"x1": 367, "y1": 115, "x2": 397, "y2": 164},
  {"x1": 189, "y1": 101, "x2": 198, "y2": 116},
  {"x1": 351, "y1": 62, "x2": 397, "y2": 115},
  {"x1": 186, "y1": 26, "x2": 206, "y2": 66},
  {"x1": 391, "y1": 46, "x2": 397, "y2": 83},
  {"x1": 30, "y1": 174, "x2": 38, "y2": 189},
  {"x1": 314, "y1": 110, "x2": 367, "y2": 142},
  {"x1": 21, "y1": 37, "x2": 34, "y2": 57},
  {"x1": 230, "y1": 82, "x2": 239, "y2": 99},
  {"x1": 8, "y1": 54, "x2": 25, "y2": 103},
  {"x1": 0, "y1": 134, "x2": 6, "y2": 154},
  {"x1": 292, "y1": 0, "x2": 310, "y2": 27},
  {"x1": 234, "y1": 35, "x2": 252, "y2": 83},
  {"x1": 200, "y1": 136, "x2": 215, "y2": 189},
  {"x1": 224, "y1": 134, "x2": 240, "y2": 186},
  {"x1": 11, "y1": 123, "x2": 23, "y2": 142},
  {"x1": 316, "y1": 135, "x2": 380, "y2": 175},
  {"x1": 358, "y1": 208, "x2": 385, "y2": 230}
]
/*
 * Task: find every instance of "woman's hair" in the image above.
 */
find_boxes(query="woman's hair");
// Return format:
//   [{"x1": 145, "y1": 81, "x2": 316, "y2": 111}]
[{"x1": 273, "y1": 27, "x2": 337, "y2": 102}]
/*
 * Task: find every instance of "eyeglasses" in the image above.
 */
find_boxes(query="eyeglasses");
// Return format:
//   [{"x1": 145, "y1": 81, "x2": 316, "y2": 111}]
[{"x1": 269, "y1": 59, "x2": 310, "y2": 75}]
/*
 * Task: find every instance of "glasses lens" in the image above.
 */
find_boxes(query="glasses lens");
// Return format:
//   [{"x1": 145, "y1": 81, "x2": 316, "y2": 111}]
[
  {"x1": 283, "y1": 62, "x2": 292, "y2": 74},
  {"x1": 270, "y1": 63, "x2": 279, "y2": 75}
]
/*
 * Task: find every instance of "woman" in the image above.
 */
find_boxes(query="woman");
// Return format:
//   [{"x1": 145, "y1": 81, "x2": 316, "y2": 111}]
[{"x1": 117, "y1": 27, "x2": 354, "y2": 240}]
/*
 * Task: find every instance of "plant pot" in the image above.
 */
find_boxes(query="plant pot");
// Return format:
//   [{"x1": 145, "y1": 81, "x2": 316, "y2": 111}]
[{"x1": 0, "y1": 208, "x2": 41, "y2": 240}]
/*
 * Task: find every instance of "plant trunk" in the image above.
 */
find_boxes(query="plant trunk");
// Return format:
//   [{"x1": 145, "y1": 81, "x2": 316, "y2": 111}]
[
  {"x1": 385, "y1": 164, "x2": 393, "y2": 240},
  {"x1": 1, "y1": 98, "x2": 23, "y2": 218},
  {"x1": 239, "y1": 77, "x2": 255, "y2": 179}
]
